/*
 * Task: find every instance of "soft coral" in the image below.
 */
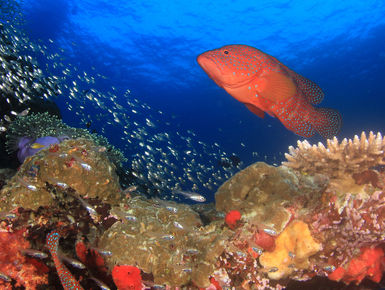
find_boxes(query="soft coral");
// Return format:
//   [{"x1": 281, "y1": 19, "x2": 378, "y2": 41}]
[{"x1": 0, "y1": 230, "x2": 48, "y2": 289}]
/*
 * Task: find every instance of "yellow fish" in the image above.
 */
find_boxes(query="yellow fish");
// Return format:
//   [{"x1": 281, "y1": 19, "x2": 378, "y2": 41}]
[{"x1": 30, "y1": 143, "x2": 46, "y2": 149}]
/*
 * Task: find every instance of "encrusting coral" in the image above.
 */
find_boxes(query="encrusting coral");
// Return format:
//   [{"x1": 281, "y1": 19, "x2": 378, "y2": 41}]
[
  {"x1": 99, "y1": 196, "x2": 233, "y2": 288},
  {"x1": 0, "y1": 138, "x2": 122, "y2": 212},
  {"x1": 215, "y1": 162, "x2": 327, "y2": 235}
]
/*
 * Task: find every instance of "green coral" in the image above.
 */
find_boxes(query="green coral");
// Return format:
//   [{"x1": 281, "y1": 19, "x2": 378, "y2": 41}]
[{"x1": 6, "y1": 112, "x2": 127, "y2": 167}]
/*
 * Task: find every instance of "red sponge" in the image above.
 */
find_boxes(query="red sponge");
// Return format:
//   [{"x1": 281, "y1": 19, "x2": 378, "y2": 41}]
[
  {"x1": 225, "y1": 210, "x2": 241, "y2": 229},
  {"x1": 112, "y1": 265, "x2": 142, "y2": 290}
]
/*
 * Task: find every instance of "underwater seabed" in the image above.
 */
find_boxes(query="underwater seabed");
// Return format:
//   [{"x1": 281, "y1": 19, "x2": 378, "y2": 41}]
[{"x1": 1, "y1": 131, "x2": 385, "y2": 289}]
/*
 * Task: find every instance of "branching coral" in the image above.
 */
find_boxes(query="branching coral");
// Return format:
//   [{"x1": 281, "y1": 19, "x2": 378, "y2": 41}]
[{"x1": 283, "y1": 131, "x2": 385, "y2": 178}]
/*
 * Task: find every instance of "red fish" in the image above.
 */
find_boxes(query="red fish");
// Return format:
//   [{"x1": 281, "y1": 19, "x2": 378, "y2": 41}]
[
  {"x1": 197, "y1": 44, "x2": 341, "y2": 138},
  {"x1": 46, "y1": 231, "x2": 84, "y2": 290}
]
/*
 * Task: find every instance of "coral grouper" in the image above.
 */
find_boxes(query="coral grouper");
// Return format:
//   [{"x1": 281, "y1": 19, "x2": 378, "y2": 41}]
[
  {"x1": 197, "y1": 44, "x2": 342, "y2": 139},
  {"x1": 46, "y1": 231, "x2": 84, "y2": 290}
]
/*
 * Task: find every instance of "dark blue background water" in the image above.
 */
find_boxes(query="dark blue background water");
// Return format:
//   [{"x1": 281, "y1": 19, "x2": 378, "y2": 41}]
[{"x1": 19, "y1": 0, "x2": 385, "y2": 173}]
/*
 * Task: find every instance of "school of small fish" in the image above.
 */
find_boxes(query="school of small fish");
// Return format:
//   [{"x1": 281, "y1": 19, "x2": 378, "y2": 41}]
[{"x1": 0, "y1": 20, "x2": 246, "y2": 201}]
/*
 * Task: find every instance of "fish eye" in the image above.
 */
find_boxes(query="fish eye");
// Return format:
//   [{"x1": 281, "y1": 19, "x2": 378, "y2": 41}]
[{"x1": 224, "y1": 50, "x2": 229, "y2": 54}]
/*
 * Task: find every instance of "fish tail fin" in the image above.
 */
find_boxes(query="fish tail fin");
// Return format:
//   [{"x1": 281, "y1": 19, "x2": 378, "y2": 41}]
[{"x1": 313, "y1": 108, "x2": 342, "y2": 139}]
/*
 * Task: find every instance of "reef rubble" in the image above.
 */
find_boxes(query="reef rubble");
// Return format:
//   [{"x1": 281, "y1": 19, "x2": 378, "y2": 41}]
[{"x1": 0, "y1": 132, "x2": 384, "y2": 289}]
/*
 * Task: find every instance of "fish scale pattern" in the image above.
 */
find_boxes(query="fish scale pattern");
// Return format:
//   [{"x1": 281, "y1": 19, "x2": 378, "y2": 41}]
[
  {"x1": 198, "y1": 44, "x2": 342, "y2": 139},
  {"x1": 46, "y1": 231, "x2": 84, "y2": 290}
]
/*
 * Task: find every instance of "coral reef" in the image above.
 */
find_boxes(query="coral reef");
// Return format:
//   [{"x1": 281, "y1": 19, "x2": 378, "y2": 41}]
[
  {"x1": 283, "y1": 131, "x2": 385, "y2": 178},
  {"x1": 307, "y1": 189, "x2": 385, "y2": 284},
  {"x1": 99, "y1": 197, "x2": 233, "y2": 288},
  {"x1": 0, "y1": 22, "x2": 62, "y2": 168},
  {"x1": 0, "y1": 137, "x2": 123, "y2": 289},
  {"x1": 0, "y1": 230, "x2": 47, "y2": 289},
  {"x1": 283, "y1": 131, "x2": 385, "y2": 203},
  {"x1": 0, "y1": 138, "x2": 122, "y2": 212},
  {"x1": 1, "y1": 131, "x2": 385, "y2": 289},
  {"x1": 210, "y1": 133, "x2": 385, "y2": 288},
  {"x1": 216, "y1": 162, "x2": 327, "y2": 235},
  {"x1": 5, "y1": 112, "x2": 126, "y2": 167}
]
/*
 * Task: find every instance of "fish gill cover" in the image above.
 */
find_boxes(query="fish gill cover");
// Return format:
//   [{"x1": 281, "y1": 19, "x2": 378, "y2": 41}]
[{"x1": 1, "y1": 0, "x2": 385, "y2": 289}]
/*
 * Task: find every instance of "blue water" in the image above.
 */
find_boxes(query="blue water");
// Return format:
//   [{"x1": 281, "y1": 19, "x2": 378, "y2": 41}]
[{"x1": 15, "y1": 0, "x2": 385, "y2": 197}]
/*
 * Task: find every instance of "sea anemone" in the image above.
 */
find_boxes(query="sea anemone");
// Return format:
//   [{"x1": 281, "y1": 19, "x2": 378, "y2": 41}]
[{"x1": 6, "y1": 112, "x2": 126, "y2": 166}]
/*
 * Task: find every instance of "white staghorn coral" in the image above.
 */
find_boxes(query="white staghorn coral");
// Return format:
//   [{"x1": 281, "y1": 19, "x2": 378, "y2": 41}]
[{"x1": 282, "y1": 131, "x2": 385, "y2": 178}]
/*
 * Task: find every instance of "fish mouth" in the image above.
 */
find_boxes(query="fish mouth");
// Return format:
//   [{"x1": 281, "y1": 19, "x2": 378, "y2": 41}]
[
  {"x1": 197, "y1": 53, "x2": 256, "y2": 89},
  {"x1": 197, "y1": 54, "x2": 224, "y2": 87}
]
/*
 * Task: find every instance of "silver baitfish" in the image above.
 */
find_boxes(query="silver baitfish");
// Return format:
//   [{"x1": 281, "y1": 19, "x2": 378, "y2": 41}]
[
  {"x1": 21, "y1": 249, "x2": 48, "y2": 259},
  {"x1": 173, "y1": 190, "x2": 206, "y2": 202}
]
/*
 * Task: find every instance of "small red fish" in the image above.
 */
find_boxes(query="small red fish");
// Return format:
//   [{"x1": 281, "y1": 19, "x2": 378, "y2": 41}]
[
  {"x1": 197, "y1": 44, "x2": 341, "y2": 138},
  {"x1": 46, "y1": 231, "x2": 84, "y2": 290}
]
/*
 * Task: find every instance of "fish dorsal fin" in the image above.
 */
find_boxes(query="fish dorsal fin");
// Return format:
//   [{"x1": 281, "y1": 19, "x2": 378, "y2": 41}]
[
  {"x1": 244, "y1": 103, "x2": 265, "y2": 118},
  {"x1": 258, "y1": 71, "x2": 297, "y2": 103},
  {"x1": 290, "y1": 72, "x2": 324, "y2": 105}
]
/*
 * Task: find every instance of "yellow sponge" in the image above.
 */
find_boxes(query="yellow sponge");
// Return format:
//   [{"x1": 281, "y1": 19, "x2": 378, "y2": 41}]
[{"x1": 259, "y1": 220, "x2": 321, "y2": 280}]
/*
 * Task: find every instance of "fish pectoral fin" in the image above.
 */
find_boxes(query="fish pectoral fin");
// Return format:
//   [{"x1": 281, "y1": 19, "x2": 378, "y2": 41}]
[
  {"x1": 244, "y1": 103, "x2": 265, "y2": 118},
  {"x1": 259, "y1": 71, "x2": 297, "y2": 103}
]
